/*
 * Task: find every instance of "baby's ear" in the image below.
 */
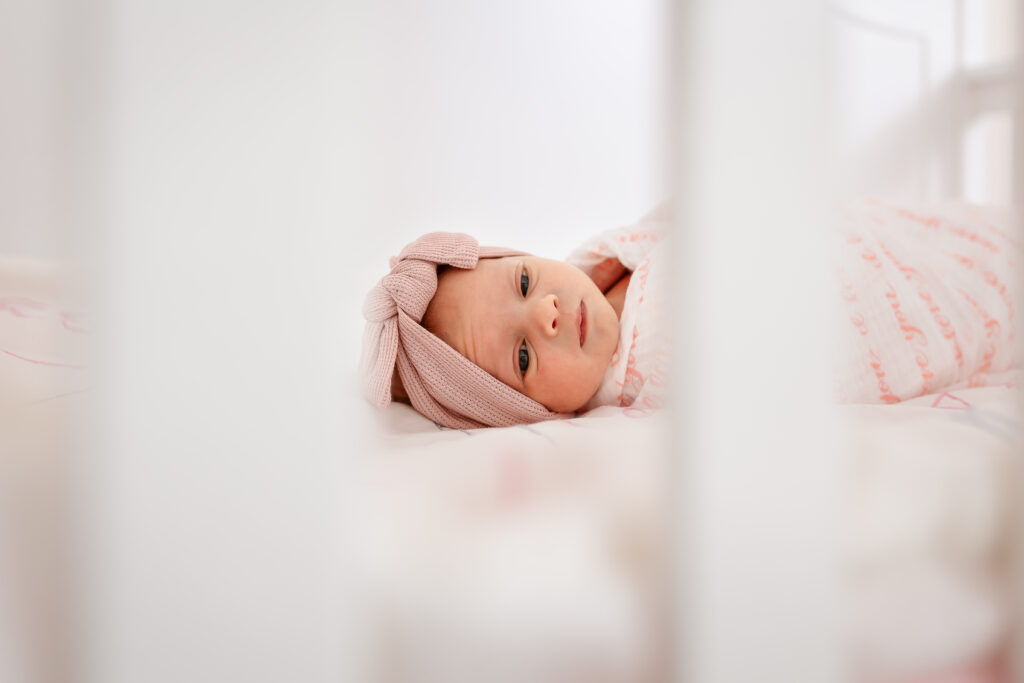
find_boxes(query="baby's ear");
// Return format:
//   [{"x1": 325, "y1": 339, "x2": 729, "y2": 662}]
[{"x1": 391, "y1": 366, "x2": 410, "y2": 404}]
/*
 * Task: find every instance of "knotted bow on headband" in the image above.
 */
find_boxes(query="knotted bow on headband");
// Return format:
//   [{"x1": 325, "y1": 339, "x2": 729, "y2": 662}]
[{"x1": 360, "y1": 232, "x2": 565, "y2": 429}]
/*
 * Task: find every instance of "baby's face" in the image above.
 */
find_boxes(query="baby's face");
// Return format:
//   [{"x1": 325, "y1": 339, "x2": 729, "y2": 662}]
[{"x1": 424, "y1": 256, "x2": 619, "y2": 412}]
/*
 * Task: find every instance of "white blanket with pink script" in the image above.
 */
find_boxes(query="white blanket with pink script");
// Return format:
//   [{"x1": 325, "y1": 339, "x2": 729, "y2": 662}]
[
  {"x1": 568, "y1": 205, "x2": 672, "y2": 414},
  {"x1": 569, "y1": 199, "x2": 1020, "y2": 412},
  {"x1": 836, "y1": 199, "x2": 1020, "y2": 404}
]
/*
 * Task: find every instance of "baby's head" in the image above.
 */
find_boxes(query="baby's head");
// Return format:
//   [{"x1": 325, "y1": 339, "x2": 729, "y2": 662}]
[
  {"x1": 424, "y1": 255, "x2": 619, "y2": 413},
  {"x1": 361, "y1": 233, "x2": 619, "y2": 429}
]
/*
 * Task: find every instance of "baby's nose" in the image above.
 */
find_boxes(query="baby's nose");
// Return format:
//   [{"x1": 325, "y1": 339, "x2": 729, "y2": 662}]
[{"x1": 534, "y1": 294, "x2": 559, "y2": 337}]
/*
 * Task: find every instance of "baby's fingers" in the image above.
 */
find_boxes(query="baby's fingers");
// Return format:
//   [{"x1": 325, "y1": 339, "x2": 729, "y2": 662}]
[{"x1": 589, "y1": 257, "x2": 627, "y2": 293}]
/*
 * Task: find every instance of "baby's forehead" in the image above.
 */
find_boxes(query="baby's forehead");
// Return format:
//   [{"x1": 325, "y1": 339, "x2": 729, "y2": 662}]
[
  {"x1": 425, "y1": 256, "x2": 510, "y2": 334},
  {"x1": 420, "y1": 257, "x2": 514, "y2": 376}
]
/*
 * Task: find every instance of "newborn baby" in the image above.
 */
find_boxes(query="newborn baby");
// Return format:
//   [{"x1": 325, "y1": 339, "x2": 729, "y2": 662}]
[
  {"x1": 362, "y1": 199, "x2": 1020, "y2": 429},
  {"x1": 360, "y1": 206, "x2": 670, "y2": 429}
]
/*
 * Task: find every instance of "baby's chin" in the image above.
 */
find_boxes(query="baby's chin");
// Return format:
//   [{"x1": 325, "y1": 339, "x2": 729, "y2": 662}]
[{"x1": 549, "y1": 383, "x2": 602, "y2": 414}]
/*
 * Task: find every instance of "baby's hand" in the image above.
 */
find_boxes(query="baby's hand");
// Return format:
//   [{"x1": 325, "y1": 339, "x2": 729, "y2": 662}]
[{"x1": 588, "y1": 257, "x2": 627, "y2": 293}]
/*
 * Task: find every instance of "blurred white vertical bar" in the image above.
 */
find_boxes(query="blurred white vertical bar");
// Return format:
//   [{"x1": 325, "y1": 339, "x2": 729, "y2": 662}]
[
  {"x1": 1014, "y1": 5, "x2": 1024, "y2": 683},
  {"x1": 0, "y1": 0, "x2": 60, "y2": 259},
  {"x1": 78, "y1": 1, "x2": 367, "y2": 682},
  {"x1": 1016, "y1": 0, "x2": 1024, "y2": 210},
  {"x1": 673, "y1": 0, "x2": 841, "y2": 682}
]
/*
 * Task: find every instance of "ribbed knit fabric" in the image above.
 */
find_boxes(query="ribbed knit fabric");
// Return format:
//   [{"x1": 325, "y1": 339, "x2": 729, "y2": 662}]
[{"x1": 360, "y1": 232, "x2": 567, "y2": 429}]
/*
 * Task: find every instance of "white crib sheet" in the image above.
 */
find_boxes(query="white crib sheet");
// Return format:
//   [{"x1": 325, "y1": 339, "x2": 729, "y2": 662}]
[{"x1": 357, "y1": 382, "x2": 1018, "y2": 682}]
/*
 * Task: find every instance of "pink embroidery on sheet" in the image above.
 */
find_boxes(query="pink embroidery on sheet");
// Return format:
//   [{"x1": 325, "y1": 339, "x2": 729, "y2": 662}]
[
  {"x1": 623, "y1": 394, "x2": 661, "y2": 418},
  {"x1": 945, "y1": 251, "x2": 975, "y2": 272},
  {"x1": 985, "y1": 223, "x2": 1023, "y2": 252},
  {"x1": 622, "y1": 349, "x2": 669, "y2": 419},
  {"x1": 973, "y1": 342, "x2": 997, "y2": 377},
  {"x1": 948, "y1": 249, "x2": 1016, "y2": 338},
  {"x1": 877, "y1": 240, "x2": 923, "y2": 283},
  {"x1": 868, "y1": 348, "x2": 902, "y2": 404},
  {"x1": 960, "y1": 290, "x2": 1002, "y2": 379},
  {"x1": 839, "y1": 274, "x2": 857, "y2": 302},
  {"x1": 980, "y1": 269, "x2": 1015, "y2": 321},
  {"x1": 619, "y1": 232, "x2": 659, "y2": 244},
  {"x1": 0, "y1": 297, "x2": 88, "y2": 334},
  {"x1": 915, "y1": 286, "x2": 963, "y2": 367},
  {"x1": 946, "y1": 223, "x2": 1000, "y2": 253},
  {"x1": 0, "y1": 297, "x2": 48, "y2": 319},
  {"x1": 914, "y1": 349, "x2": 934, "y2": 395},
  {"x1": 849, "y1": 312, "x2": 869, "y2": 336},
  {"x1": 897, "y1": 209, "x2": 942, "y2": 229},
  {"x1": 967, "y1": 374, "x2": 989, "y2": 388},
  {"x1": 958, "y1": 289, "x2": 1001, "y2": 339},
  {"x1": 861, "y1": 248, "x2": 883, "y2": 269},
  {"x1": 0, "y1": 347, "x2": 85, "y2": 369},
  {"x1": 875, "y1": 237, "x2": 966, "y2": 373},
  {"x1": 632, "y1": 258, "x2": 651, "y2": 293},
  {"x1": 60, "y1": 311, "x2": 89, "y2": 334},
  {"x1": 884, "y1": 282, "x2": 928, "y2": 346},
  {"x1": 930, "y1": 392, "x2": 971, "y2": 410},
  {"x1": 617, "y1": 326, "x2": 643, "y2": 407}
]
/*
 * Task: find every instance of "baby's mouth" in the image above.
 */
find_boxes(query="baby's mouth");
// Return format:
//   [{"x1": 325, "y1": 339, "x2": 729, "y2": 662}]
[{"x1": 578, "y1": 300, "x2": 587, "y2": 348}]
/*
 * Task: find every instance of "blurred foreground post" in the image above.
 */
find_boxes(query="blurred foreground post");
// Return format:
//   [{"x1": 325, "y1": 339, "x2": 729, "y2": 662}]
[{"x1": 671, "y1": 0, "x2": 842, "y2": 681}]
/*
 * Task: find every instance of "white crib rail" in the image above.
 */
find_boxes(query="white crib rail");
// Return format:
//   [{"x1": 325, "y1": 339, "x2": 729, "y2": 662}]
[{"x1": 671, "y1": 1, "x2": 842, "y2": 681}]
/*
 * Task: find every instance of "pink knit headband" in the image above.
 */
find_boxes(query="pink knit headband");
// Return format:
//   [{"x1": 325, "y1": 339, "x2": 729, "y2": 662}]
[{"x1": 360, "y1": 232, "x2": 566, "y2": 429}]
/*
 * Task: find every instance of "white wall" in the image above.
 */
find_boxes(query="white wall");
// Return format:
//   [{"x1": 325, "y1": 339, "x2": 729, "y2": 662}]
[{"x1": 355, "y1": 0, "x2": 669, "y2": 309}]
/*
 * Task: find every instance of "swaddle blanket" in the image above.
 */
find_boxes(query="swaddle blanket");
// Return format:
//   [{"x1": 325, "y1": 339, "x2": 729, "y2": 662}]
[
  {"x1": 568, "y1": 205, "x2": 672, "y2": 414},
  {"x1": 836, "y1": 200, "x2": 1020, "y2": 403},
  {"x1": 568, "y1": 199, "x2": 1020, "y2": 413}
]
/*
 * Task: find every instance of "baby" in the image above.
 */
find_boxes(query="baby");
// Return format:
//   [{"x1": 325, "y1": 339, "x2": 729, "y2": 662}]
[
  {"x1": 362, "y1": 200, "x2": 1021, "y2": 428},
  {"x1": 360, "y1": 206, "x2": 670, "y2": 429}
]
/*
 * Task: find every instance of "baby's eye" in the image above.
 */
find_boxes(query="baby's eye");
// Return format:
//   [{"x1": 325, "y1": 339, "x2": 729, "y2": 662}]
[
  {"x1": 520, "y1": 269, "x2": 530, "y2": 297},
  {"x1": 518, "y1": 341, "x2": 530, "y2": 375}
]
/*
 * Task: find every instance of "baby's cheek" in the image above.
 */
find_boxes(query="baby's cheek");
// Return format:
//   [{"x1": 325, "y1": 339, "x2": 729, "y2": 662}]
[{"x1": 539, "y1": 359, "x2": 602, "y2": 412}]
